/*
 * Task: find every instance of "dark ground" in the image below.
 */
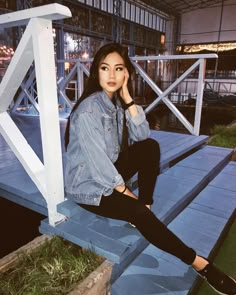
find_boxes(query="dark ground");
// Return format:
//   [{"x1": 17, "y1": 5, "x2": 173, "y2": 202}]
[{"x1": 0, "y1": 197, "x2": 45, "y2": 258}]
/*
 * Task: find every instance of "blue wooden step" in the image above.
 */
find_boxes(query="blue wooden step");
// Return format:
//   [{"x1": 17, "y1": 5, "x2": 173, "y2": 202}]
[
  {"x1": 0, "y1": 121, "x2": 208, "y2": 215},
  {"x1": 111, "y1": 160, "x2": 236, "y2": 295},
  {"x1": 39, "y1": 145, "x2": 233, "y2": 280},
  {"x1": 150, "y1": 130, "x2": 208, "y2": 171}
]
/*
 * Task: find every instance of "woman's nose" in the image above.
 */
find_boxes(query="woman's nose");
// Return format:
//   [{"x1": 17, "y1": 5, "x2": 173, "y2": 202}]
[{"x1": 109, "y1": 69, "x2": 115, "y2": 78}]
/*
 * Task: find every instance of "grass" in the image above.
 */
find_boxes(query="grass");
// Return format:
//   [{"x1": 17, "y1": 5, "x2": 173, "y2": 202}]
[
  {"x1": 208, "y1": 124, "x2": 236, "y2": 148},
  {"x1": 0, "y1": 236, "x2": 104, "y2": 295},
  {"x1": 194, "y1": 220, "x2": 236, "y2": 295}
]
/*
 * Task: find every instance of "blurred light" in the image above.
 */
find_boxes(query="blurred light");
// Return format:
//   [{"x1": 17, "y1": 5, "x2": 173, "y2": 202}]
[{"x1": 82, "y1": 52, "x2": 89, "y2": 59}]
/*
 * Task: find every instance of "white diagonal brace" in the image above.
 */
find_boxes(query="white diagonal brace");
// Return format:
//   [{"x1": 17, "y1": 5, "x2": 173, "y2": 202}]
[
  {"x1": 144, "y1": 59, "x2": 201, "y2": 114},
  {"x1": 0, "y1": 21, "x2": 34, "y2": 113},
  {"x1": 31, "y1": 17, "x2": 65, "y2": 225},
  {"x1": 135, "y1": 61, "x2": 198, "y2": 134},
  {"x1": 0, "y1": 112, "x2": 46, "y2": 196}
]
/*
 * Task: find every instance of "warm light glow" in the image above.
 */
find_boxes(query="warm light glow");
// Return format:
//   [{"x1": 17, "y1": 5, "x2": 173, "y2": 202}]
[
  {"x1": 177, "y1": 42, "x2": 236, "y2": 53},
  {"x1": 160, "y1": 34, "x2": 165, "y2": 45},
  {"x1": 64, "y1": 62, "x2": 70, "y2": 71},
  {"x1": 0, "y1": 45, "x2": 14, "y2": 57}
]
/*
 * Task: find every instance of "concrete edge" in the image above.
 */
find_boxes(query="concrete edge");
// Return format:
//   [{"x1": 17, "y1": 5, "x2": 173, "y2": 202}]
[
  {"x1": 68, "y1": 260, "x2": 113, "y2": 295},
  {"x1": 0, "y1": 235, "x2": 113, "y2": 295}
]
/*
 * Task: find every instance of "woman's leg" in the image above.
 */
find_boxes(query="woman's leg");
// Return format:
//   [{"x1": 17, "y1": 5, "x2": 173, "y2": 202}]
[
  {"x1": 114, "y1": 138, "x2": 160, "y2": 205},
  {"x1": 81, "y1": 191, "x2": 236, "y2": 295},
  {"x1": 80, "y1": 191, "x2": 196, "y2": 265},
  {"x1": 80, "y1": 193, "x2": 236, "y2": 294}
]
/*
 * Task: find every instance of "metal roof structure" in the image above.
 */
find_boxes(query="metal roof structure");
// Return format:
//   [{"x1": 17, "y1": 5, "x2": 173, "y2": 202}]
[{"x1": 141, "y1": 0, "x2": 224, "y2": 16}]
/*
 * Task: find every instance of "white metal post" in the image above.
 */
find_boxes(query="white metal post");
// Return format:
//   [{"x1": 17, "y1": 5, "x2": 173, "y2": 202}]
[
  {"x1": 193, "y1": 58, "x2": 206, "y2": 135},
  {"x1": 77, "y1": 63, "x2": 84, "y2": 99},
  {"x1": 31, "y1": 17, "x2": 65, "y2": 225}
]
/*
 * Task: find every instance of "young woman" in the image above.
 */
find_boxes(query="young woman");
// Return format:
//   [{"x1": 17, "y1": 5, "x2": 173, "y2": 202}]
[{"x1": 64, "y1": 43, "x2": 236, "y2": 295}]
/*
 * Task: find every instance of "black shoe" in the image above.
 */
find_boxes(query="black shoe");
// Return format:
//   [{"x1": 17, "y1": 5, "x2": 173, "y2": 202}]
[{"x1": 197, "y1": 262, "x2": 236, "y2": 295}]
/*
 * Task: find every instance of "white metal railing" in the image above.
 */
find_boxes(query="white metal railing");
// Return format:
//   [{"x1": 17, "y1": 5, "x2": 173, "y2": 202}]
[
  {"x1": 14, "y1": 53, "x2": 218, "y2": 135},
  {"x1": 132, "y1": 54, "x2": 217, "y2": 135},
  {"x1": 54, "y1": 53, "x2": 217, "y2": 135},
  {"x1": 0, "y1": 4, "x2": 72, "y2": 226}
]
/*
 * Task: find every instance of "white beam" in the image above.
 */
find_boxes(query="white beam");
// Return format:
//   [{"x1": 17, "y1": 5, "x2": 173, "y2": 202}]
[
  {"x1": 131, "y1": 53, "x2": 217, "y2": 61},
  {"x1": 31, "y1": 18, "x2": 65, "y2": 225},
  {"x1": 193, "y1": 59, "x2": 206, "y2": 135},
  {"x1": 0, "y1": 3, "x2": 71, "y2": 28}
]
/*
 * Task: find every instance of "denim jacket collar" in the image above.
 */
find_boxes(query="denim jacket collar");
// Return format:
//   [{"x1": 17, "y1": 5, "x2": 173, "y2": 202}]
[{"x1": 101, "y1": 91, "x2": 122, "y2": 112}]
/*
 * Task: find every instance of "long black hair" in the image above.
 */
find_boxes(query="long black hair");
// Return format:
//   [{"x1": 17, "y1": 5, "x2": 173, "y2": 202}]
[{"x1": 65, "y1": 43, "x2": 135, "y2": 148}]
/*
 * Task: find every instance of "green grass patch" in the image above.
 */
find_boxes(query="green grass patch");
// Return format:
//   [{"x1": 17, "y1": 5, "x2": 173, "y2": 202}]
[
  {"x1": 0, "y1": 237, "x2": 104, "y2": 295},
  {"x1": 194, "y1": 220, "x2": 236, "y2": 295},
  {"x1": 208, "y1": 124, "x2": 236, "y2": 148}
]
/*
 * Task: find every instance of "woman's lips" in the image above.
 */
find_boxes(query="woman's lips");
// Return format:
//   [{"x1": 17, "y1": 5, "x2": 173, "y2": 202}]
[{"x1": 107, "y1": 82, "x2": 116, "y2": 86}]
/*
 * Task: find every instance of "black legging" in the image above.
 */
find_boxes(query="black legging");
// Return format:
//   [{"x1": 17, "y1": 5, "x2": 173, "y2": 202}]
[{"x1": 79, "y1": 138, "x2": 196, "y2": 265}]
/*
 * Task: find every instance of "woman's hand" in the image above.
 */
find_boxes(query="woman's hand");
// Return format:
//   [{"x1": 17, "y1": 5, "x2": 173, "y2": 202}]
[
  {"x1": 119, "y1": 68, "x2": 132, "y2": 104},
  {"x1": 123, "y1": 187, "x2": 138, "y2": 200},
  {"x1": 115, "y1": 185, "x2": 138, "y2": 200}
]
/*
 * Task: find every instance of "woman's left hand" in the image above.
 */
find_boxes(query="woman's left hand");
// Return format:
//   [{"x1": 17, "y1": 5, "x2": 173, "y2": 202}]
[{"x1": 119, "y1": 69, "x2": 132, "y2": 103}]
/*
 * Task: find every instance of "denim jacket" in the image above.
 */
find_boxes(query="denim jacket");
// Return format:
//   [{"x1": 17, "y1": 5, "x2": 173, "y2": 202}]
[{"x1": 64, "y1": 91, "x2": 150, "y2": 205}]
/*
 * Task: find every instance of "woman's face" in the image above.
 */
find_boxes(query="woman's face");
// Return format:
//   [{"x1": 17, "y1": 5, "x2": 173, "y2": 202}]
[{"x1": 98, "y1": 51, "x2": 126, "y2": 98}]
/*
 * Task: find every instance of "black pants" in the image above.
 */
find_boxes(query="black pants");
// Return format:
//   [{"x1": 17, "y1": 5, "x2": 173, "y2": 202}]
[{"x1": 80, "y1": 138, "x2": 196, "y2": 265}]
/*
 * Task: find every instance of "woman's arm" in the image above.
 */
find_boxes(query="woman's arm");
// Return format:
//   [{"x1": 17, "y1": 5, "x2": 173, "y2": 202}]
[
  {"x1": 77, "y1": 111, "x2": 125, "y2": 192},
  {"x1": 119, "y1": 69, "x2": 150, "y2": 141}
]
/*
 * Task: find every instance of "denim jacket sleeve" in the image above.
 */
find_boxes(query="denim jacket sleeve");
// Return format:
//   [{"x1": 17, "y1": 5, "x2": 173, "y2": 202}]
[
  {"x1": 76, "y1": 111, "x2": 125, "y2": 192},
  {"x1": 125, "y1": 104, "x2": 150, "y2": 141}
]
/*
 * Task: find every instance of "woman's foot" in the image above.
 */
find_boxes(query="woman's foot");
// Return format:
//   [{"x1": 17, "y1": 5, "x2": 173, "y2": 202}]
[{"x1": 193, "y1": 256, "x2": 236, "y2": 295}]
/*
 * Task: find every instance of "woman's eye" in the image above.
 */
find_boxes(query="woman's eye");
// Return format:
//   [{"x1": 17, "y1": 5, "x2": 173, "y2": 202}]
[
  {"x1": 116, "y1": 67, "x2": 124, "y2": 71},
  {"x1": 100, "y1": 66, "x2": 109, "y2": 71}
]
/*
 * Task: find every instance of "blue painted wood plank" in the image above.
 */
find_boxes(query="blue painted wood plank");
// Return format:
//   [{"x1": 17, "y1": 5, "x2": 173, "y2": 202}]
[
  {"x1": 112, "y1": 240, "x2": 195, "y2": 295},
  {"x1": 176, "y1": 153, "x2": 225, "y2": 171},
  {"x1": 222, "y1": 161, "x2": 236, "y2": 175},
  {"x1": 0, "y1": 190, "x2": 47, "y2": 216},
  {"x1": 87, "y1": 216, "x2": 142, "y2": 245},
  {"x1": 163, "y1": 165, "x2": 207, "y2": 182},
  {"x1": 193, "y1": 186, "x2": 236, "y2": 213},
  {"x1": 159, "y1": 136, "x2": 209, "y2": 168},
  {"x1": 58, "y1": 201, "x2": 143, "y2": 246},
  {"x1": 159, "y1": 134, "x2": 201, "y2": 153},
  {"x1": 168, "y1": 208, "x2": 228, "y2": 250},
  {"x1": 57, "y1": 200, "x2": 83, "y2": 218},
  {"x1": 0, "y1": 169, "x2": 40, "y2": 198},
  {"x1": 210, "y1": 168, "x2": 236, "y2": 192},
  {"x1": 204, "y1": 145, "x2": 233, "y2": 155},
  {"x1": 40, "y1": 218, "x2": 136, "y2": 263}
]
